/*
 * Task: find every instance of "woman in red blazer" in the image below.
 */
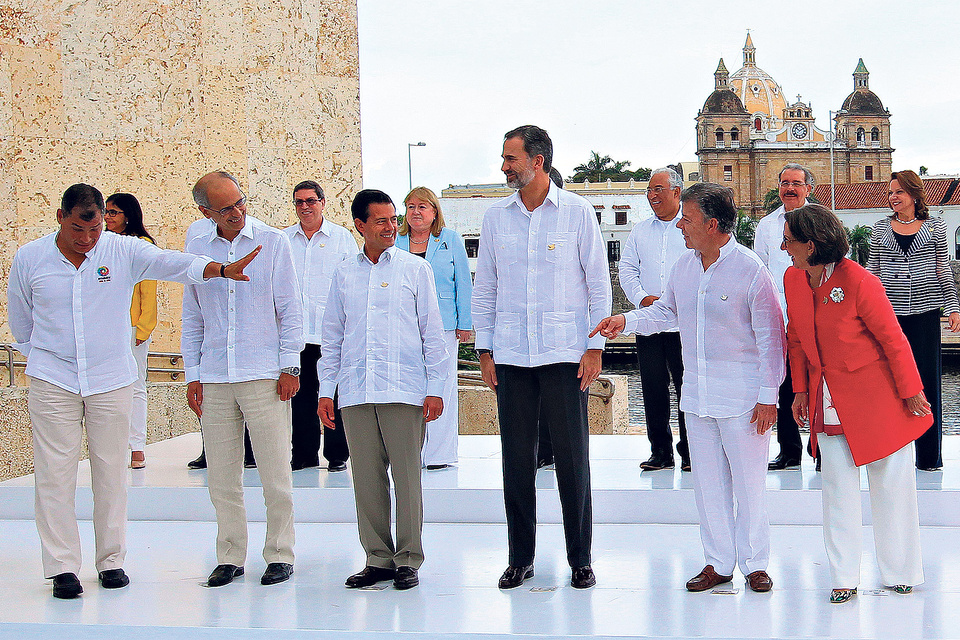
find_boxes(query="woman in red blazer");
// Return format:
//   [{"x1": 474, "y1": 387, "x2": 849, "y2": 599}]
[{"x1": 782, "y1": 204, "x2": 930, "y2": 604}]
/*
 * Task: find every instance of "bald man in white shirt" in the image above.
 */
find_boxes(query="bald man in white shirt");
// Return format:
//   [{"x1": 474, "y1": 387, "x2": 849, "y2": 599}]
[{"x1": 7, "y1": 183, "x2": 257, "y2": 599}]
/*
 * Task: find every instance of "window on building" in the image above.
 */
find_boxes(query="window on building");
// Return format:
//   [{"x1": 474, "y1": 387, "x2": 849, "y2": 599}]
[
  {"x1": 730, "y1": 127, "x2": 739, "y2": 142},
  {"x1": 464, "y1": 238, "x2": 479, "y2": 258},
  {"x1": 856, "y1": 127, "x2": 865, "y2": 142},
  {"x1": 607, "y1": 240, "x2": 621, "y2": 262},
  {"x1": 723, "y1": 165, "x2": 733, "y2": 181},
  {"x1": 754, "y1": 117, "x2": 762, "y2": 131},
  {"x1": 871, "y1": 127, "x2": 880, "y2": 142},
  {"x1": 715, "y1": 128, "x2": 724, "y2": 146},
  {"x1": 865, "y1": 166, "x2": 874, "y2": 181},
  {"x1": 615, "y1": 209, "x2": 627, "y2": 225},
  {"x1": 596, "y1": 210, "x2": 602, "y2": 225}
]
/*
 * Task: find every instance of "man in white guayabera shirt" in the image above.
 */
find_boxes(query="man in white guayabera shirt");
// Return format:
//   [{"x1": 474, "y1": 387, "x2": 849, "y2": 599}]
[
  {"x1": 7, "y1": 183, "x2": 258, "y2": 599},
  {"x1": 472, "y1": 125, "x2": 612, "y2": 591},
  {"x1": 182, "y1": 171, "x2": 303, "y2": 589},
  {"x1": 592, "y1": 182, "x2": 785, "y2": 594},
  {"x1": 319, "y1": 189, "x2": 447, "y2": 591}
]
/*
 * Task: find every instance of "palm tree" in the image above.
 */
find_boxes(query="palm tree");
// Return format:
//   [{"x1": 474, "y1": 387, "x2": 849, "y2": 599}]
[
  {"x1": 846, "y1": 224, "x2": 872, "y2": 265},
  {"x1": 734, "y1": 212, "x2": 758, "y2": 249},
  {"x1": 570, "y1": 151, "x2": 633, "y2": 182}
]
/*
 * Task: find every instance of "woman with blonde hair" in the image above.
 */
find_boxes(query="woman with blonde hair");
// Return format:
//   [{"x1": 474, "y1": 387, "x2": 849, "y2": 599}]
[{"x1": 397, "y1": 187, "x2": 472, "y2": 469}]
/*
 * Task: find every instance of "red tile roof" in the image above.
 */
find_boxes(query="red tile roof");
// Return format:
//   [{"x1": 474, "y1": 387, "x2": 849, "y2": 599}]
[{"x1": 813, "y1": 179, "x2": 960, "y2": 210}]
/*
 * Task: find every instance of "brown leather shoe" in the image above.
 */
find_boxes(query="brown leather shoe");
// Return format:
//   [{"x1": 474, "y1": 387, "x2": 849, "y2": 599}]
[
  {"x1": 745, "y1": 570, "x2": 773, "y2": 592},
  {"x1": 686, "y1": 565, "x2": 732, "y2": 592}
]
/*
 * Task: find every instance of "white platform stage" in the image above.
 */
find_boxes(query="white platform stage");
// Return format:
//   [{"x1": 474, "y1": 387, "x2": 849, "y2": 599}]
[{"x1": 1, "y1": 433, "x2": 960, "y2": 639}]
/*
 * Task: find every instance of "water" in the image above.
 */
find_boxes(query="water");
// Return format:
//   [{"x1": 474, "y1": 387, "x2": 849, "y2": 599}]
[{"x1": 606, "y1": 356, "x2": 960, "y2": 435}]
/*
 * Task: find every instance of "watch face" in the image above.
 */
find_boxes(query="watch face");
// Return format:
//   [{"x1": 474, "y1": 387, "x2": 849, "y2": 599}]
[{"x1": 792, "y1": 123, "x2": 808, "y2": 139}]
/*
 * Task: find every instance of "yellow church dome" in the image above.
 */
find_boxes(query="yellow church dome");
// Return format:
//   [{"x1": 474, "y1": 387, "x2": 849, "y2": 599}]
[{"x1": 728, "y1": 33, "x2": 787, "y2": 119}]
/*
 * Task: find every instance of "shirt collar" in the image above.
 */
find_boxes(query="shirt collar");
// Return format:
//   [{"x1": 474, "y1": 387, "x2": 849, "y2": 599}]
[
  {"x1": 507, "y1": 180, "x2": 560, "y2": 214},
  {"x1": 358, "y1": 244, "x2": 397, "y2": 265},
  {"x1": 208, "y1": 215, "x2": 255, "y2": 243},
  {"x1": 297, "y1": 217, "x2": 333, "y2": 239}
]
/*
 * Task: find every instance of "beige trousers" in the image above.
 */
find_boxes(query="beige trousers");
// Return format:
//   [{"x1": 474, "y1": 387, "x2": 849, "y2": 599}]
[
  {"x1": 200, "y1": 380, "x2": 295, "y2": 566},
  {"x1": 818, "y1": 434, "x2": 923, "y2": 589},
  {"x1": 341, "y1": 403, "x2": 426, "y2": 569},
  {"x1": 29, "y1": 377, "x2": 133, "y2": 577}
]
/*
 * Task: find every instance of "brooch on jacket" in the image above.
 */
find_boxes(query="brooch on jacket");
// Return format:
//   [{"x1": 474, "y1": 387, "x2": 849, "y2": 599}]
[{"x1": 828, "y1": 287, "x2": 844, "y2": 303}]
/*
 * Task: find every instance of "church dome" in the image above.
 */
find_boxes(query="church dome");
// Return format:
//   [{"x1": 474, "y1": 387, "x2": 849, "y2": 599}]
[
  {"x1": 703, "y1": 89, "x2": 748, "y2": 114},
  {"x1": 728, "y1": 33, "x2": 787, "y2": 118},
  {"x1": 839, "y1": 60, "x2": 887, "y2": 115}
]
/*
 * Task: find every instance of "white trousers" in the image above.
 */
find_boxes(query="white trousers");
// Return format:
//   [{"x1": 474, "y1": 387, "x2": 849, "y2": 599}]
[
  {"x1": 422, "y1": 330, "x2": 459, "y2": 466},
  {"x1": 28, "y1": 377, "x2": 133, "y2": 577},
  {"x1": 817, "y1": 434, "x2": 924, "y2": 589},
  {"x1": 128, "y1": 328, "x2": 151, "y2": 451},
  {"x1": 201, "y1": 380, "x2": 295, "y2": 566},
  {"x1": 686, "y1": 410, "x2": 771, "y2": 576}
]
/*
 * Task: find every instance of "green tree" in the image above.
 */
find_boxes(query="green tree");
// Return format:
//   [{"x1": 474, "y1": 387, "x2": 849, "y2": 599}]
[
  {"x1": 846, "y1": 224, "x2": 872, "y2": 266},
  {"x1": 734, "y1": 212, "x2": 758, "y2": 249},
  {"x1": 631, "y1": 167, "x2": 652, "y2": 181},
  {"x1": 920, "y1": 166, "x2": 929, "y2": 176},
  {"x1": 762, "y1": 188, "x2": 782, "y2": 213},
  {"x1": 570, "y1": 151, "x2": 637, "y2": 182}
]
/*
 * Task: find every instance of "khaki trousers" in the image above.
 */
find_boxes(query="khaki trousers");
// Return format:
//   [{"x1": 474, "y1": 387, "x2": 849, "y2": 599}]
[
  {"x1": 818, "y1": 435, "x2": 923, "y2": 589},
  {"x1": 201, "y1": 380, "x2": 295, "y2": 566},
  {"x1": 28, "y1": 377, "x2": 133, "y2": 577},
  {"x1": 341, "y1": 403, "x2": 426, "y2": 569}
]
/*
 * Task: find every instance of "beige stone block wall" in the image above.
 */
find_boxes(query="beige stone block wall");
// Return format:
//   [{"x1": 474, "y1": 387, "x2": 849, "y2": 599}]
[{"x1": 0, "y1": 0, "x2": 362, "y2": 354}]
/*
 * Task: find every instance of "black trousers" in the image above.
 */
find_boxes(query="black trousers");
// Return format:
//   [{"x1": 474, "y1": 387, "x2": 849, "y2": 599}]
[
  {"x1": 496, "y1": 363, "x2": 592, "y2": 568},
  {"x1": 774, "y1": 360, "x2": 804, "y2": 460},
  {"x1": 898, "y1": 310, "x2": 942, "y2": 469},
  {"x1": 291, "y1": 343, "x2": 349, "y2": 466},
  {"x1": 635, "y1": 332, "x2": 687, "y2": 460}
]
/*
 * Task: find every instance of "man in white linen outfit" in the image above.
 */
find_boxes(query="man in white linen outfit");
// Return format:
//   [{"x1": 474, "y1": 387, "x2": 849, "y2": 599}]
[
  {"x1": 182, "y1": 171, "x2": 304, "y2": 588},
  {"x1": 6, "y1": 183, "x2": 258, "y2": 599},
  {"x1": 592, "y1": 182, "x2": 785, "y2": 593}
]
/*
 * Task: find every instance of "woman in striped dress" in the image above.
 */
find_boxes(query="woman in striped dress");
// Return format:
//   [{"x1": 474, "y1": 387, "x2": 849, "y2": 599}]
[{"x1": 866, "y1": 170, "x2": 960, "y2": 471}]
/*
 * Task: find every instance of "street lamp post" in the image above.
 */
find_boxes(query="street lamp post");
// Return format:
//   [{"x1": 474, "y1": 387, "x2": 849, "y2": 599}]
[{"x1": 408, "y1": 142, "x2": 426, "y2": 192}]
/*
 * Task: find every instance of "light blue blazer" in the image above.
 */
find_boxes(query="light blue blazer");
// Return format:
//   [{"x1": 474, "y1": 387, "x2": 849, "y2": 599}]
[{"x1": 397, "y1": 227, "x2": 473, "y2": 331}]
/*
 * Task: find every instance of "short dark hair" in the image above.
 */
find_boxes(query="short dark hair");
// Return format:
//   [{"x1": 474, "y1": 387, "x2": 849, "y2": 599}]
[
  {"x1": 504, "y1": 125, "x2": 553, "y2": 172},
  {"x1": 351, "y1": 189, "x2": 393, "y2": 222},
  {"x1": 784, "y1": 204, "x2": 849, "y2": 265},
  {"x1": 106, "y1": 193, "x2": 155, "y2": 243},
  {"x1": 293, "y1": 180, "x2": 325, "y2": 201},
  {"x1": 60, "y1": 183, "x2": 104, "y2": 221},
  {"x1": 680, "y1": 182, "x2": 737, "y2": 234}
]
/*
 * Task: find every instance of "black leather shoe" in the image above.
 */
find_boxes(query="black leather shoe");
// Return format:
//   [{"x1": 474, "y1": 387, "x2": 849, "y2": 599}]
[
  {"x1": 394, "y1": 566, "x2": 419, "y2": 590},
  {"x1": 345, "y1": 566, "x2": 396, "y2": 588},
  {"x1": 52, "y1": 572, "x2": 82, "y2": 599},
  {"x1": 498, "y1": 564, "x2": 534, "y2": 589},
  {"x1": 816, "y1": 456, "x2": 822, "y2": 472},
  {"x1": 261, "y1": 563, "x2": 293, "y2": 585},
  {"x1": 98, "y1": 568, "x2": 129, "y2": 589},
  {"x1": 207, "y1": 564, "x2": 244, "y2": 587},
  {"x1": 292, "y1": 459, "x2": 319, "y2": 471},
  {"x1": 187, "y1": 452, "x2": 207, "y2": 469},
  {"x1": 328, "y1": 460, "x2": 347, "y2": 472},
  {"x1": 243, "y1": 458, "x2": 257, "y2": 469},
  {"x1": 425, "y1": 464, "x2": 450, "y2": 470},
  {"x1": 680, "y1": 458, "x2": 692, "y2": 472},
  {"x1": 571, "y1": 565, "x2": 596, "y2": 589},
  {"x1": 768, "y1": 454, "x2": 801, "y2": 470},
  {"x1": 640, "y1": 453, "x2": 674, "y2": 471}
]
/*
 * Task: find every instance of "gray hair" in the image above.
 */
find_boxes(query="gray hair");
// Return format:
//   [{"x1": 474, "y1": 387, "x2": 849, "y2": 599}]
[
  {"x1": 680, "y1": 182, "x2": 737, "y2": 234},
  {"x1": 651, "y1": 167, "x2": 683, "y2": 189},
  {"x1": 193, "y1": 171, "x2": 242, "y2": 208},
  {"x1": 779, "y1": 163, "x2": 815, "y2": 186}
]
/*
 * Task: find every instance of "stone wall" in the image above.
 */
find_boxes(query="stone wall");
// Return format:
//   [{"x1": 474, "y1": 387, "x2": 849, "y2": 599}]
[{"x1": 0, "y1": 0, "x2": 362, "y2": 353}]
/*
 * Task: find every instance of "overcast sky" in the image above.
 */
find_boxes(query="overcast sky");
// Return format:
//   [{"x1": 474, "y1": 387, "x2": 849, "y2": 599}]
[{"x1": 356, "y1": 0, "x2": 960, "y2": 202}]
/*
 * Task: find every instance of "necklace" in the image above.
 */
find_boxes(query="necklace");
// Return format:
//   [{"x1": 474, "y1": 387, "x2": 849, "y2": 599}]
[
  {"x1": 894, "y1": 214, "x2": 917, "y2": 224},
  {"x1": 410, "y1": 233, "x2": 430, "y2": 244}
]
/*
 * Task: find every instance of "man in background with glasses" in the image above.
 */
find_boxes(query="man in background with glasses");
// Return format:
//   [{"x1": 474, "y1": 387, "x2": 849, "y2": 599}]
[
  {"x1": 183, "y1": 171, "x2": 303, "y2": 588},
  {"x1": 284, "y1": 180, "x2": 356, "y2": 472},
  {"x1": 753, "y1": 163, "x2": 815, "y2": 471}
]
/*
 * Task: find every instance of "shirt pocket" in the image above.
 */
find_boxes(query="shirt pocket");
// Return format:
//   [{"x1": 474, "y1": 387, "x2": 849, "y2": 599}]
[
  {"x1": 541, "y1": 311, "x2": 579, "y2": 350},
  {"x1": 496, "y1": 235, "x2": 523, "y2": 266},
  {"x1": 493, "y1": 312, "x2": 522, "y2": 352},
  {"x1": 545, "y1": 232, "x2": 576, "y2": 264}
]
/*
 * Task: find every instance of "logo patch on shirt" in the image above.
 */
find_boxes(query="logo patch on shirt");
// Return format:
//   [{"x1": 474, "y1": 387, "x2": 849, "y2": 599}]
[{"x1": 97, "y1": 266, "x2": 111, "y2": 282}]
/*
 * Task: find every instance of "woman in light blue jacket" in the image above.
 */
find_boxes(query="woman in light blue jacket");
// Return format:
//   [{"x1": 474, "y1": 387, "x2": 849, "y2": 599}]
[{"x1": 398, "y1": 187, "x2": 473, "y2": 468}]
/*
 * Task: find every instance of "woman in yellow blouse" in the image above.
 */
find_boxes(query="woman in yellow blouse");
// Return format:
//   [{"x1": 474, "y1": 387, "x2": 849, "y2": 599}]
[{"x1": 105, "y1": 194, "x2": 157, "y2": 469}]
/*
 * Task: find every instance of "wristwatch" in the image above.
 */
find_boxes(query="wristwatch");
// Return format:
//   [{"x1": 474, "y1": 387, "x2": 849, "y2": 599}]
[
  {"x1": 280, "y1": 366, "x2": 301, "y2": 376},
  {"x1": 475, "y1": 348, "x2": 492, "y2": 357}
]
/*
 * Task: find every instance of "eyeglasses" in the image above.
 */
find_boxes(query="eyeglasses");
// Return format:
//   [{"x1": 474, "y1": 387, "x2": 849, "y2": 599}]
[
  {"x1": 782, "y1": 235, "x2": 799, "y2": 245},
  {"x1": 294, "y1": 197, "x2": 323, "y2": 207},
  {"x1": 104, "y1": 209, "x2": 125, "y2": 218},
  {"x1": 649, "y1": 186, "x2": 675, "y2": 194},
  {"x1": 202, "y1": 193, "x2": 247, "y2": 216},
  {"x1": 779, "y1": 181, "x2": 807, "y2": 188}
]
